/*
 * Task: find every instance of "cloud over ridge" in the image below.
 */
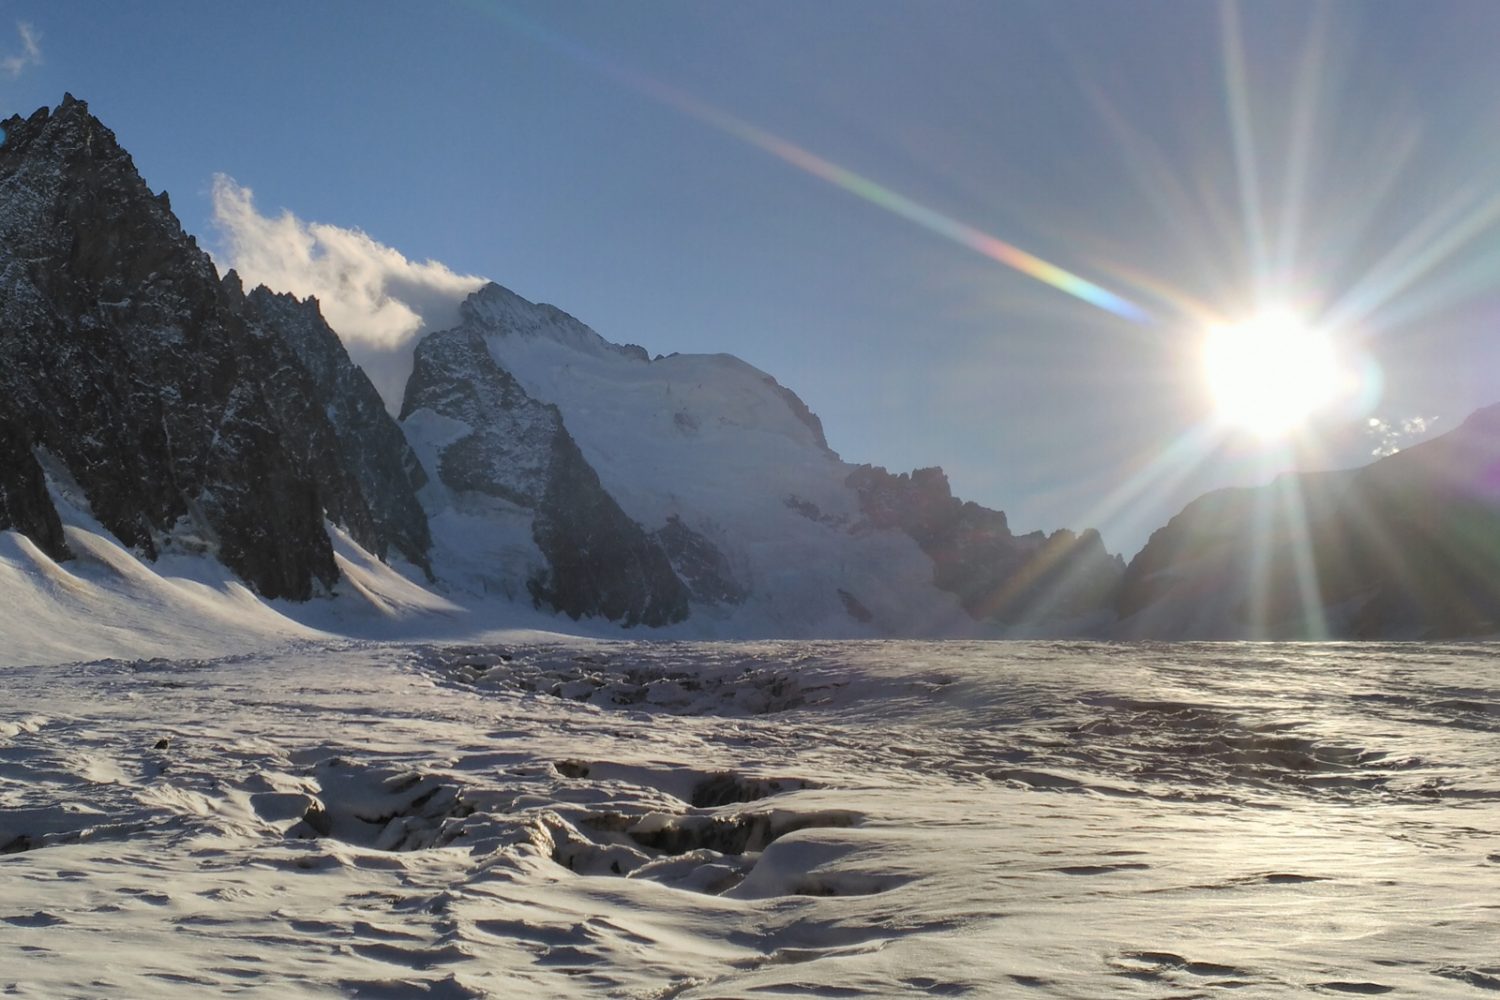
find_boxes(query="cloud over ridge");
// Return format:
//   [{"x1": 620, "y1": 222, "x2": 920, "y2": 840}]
[
  {"x1": 2, "y1": 21, "x2": 41, "y2": 78},
  {"x1": 211, "y1": 175, "x2": 486, "y2": 413}
]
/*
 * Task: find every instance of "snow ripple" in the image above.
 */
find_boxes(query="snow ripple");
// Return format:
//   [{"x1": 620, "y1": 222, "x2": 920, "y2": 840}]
[{"x1": 1, "y1": 640, "x2": 1497, "y2": 997}]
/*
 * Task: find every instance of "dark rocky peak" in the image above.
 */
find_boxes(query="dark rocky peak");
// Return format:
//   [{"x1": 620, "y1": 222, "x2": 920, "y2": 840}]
[
  {"x1": 0, "y1": 95, "x2": 210, "y2": 297},
  {"x1": 847, "y1": 464, "x2": 1010, "y2": 542},
  {"x1": 461, "y1": 282, "x2": 649, "y2": 362},
  {"x1": 847, "y1": 463, "x2": 1122, "y2": 625},
  {"x1": 241, "y1": 284, "x2": 432, "y2": 572},
  {"x1": 0, "y1": 96, "x2": 338, "y2": 597},
  {"x1": 1, "y1": 93, "x2": 94, "y2": 151},
  {"x1": 244, "y1": 285, "x2": 354, "y2": 387},
  {"x1": 0, "y1": 95, "x2": 432, "y2": 598},
  {"x1": 1115, "y1": 405, "x2": 1500, "y2": 637},
  {"x1": 220, "y1": 268, "x2": 245, "y2": 298}
]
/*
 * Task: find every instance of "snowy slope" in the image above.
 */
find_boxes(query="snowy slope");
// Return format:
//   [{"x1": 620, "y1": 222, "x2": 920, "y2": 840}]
[
  {"x1": 444, "y1": 284, "x2": 975, "y2": 636},
  {"x1": 0, "y1": 471, "x2": 528, "y2": 669}
]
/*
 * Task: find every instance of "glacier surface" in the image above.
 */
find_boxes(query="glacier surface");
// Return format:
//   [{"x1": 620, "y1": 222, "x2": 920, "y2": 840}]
[{"x1": 2, "y1": 638, "x2": 1497, "y2": 997}]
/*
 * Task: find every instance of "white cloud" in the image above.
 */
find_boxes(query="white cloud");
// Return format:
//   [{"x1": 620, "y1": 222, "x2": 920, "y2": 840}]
[
  {"x1": 211, "y1": 175, "x2": 486, "y2": 413},
  {"x1": 2, "y1": 21, "x2": 41, "y2": 78},
  {"x1": 1366, "y1": 414, "x2": 1437, "y2": 457}
]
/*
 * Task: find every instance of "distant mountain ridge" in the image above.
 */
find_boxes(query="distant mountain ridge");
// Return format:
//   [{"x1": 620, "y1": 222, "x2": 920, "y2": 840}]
[
  {"x1": 1115, "y1": 404, "x2": 1500, "y2": 638},
  {"x1": 3, "y1": 95, "x2": 1495, "y2": 640},
  {"x1": 400, "y1": 280, "x2": 1123, "y2": 634}
]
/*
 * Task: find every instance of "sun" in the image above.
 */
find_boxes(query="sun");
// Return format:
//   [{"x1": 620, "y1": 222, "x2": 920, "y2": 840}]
[{"x1": 1202, "y1": 310, "x2": 1343, "y2": 439}]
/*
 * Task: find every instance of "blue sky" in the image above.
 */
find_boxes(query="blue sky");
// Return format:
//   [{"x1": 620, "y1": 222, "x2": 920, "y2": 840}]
[{"x1": 5, "y1": 1, "x2": 1500, "y2": 556}]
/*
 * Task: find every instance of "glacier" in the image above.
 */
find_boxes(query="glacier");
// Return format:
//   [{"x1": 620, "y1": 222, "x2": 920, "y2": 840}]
[{"x1": 2, "y1": 638, "x2": 1497, "y2": 996}]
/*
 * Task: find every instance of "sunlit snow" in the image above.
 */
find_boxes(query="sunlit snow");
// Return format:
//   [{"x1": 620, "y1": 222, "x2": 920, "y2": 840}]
[{"x1": 2, "y1": 638, "x2": 1496, "y2": 997}]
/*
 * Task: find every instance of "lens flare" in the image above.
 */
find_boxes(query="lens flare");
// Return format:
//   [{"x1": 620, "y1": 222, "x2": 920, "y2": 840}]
[
  {"x1": 1203, "y1": 310, "x2": 1343, "y2": 438},
  {"x1": 462, "y1": 1, "x2": 1149, "y2": 325}
]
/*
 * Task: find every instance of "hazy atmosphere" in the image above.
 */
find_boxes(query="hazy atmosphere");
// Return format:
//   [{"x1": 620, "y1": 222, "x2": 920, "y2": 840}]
[{"x1": 8, "y1": 2, "x2": 1500, "y2": 555}]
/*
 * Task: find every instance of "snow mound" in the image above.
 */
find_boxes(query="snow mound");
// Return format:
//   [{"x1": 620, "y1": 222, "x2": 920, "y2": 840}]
[{"x1": 0, "y1": 497, "x2": 463, "y2": 668}]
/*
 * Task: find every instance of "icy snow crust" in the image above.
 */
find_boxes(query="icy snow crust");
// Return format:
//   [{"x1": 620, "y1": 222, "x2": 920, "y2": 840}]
[{"x1": 2, "y1": 640, "x2": 1497, "y2": 997}]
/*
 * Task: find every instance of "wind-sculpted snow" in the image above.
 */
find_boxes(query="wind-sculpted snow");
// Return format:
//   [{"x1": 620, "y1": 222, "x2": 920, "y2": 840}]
[{"x1": 2, "y1": 641, "x2": 1497, "y2": 997}]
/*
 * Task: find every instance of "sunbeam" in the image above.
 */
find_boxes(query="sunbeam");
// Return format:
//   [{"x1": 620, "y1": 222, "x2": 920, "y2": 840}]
[
  {"x1": 1054, "y1": 423, "x2": 1225, "y2": 564},
  {"x1": 1324, "y1": 181, "x2": 1500, "y2": 334},
  {"x1": 1271, "y1": 2, "x2": 1330, "y2": 291},
  {"x1": 1273, "y1": 466, "x2": 1331, "y2": 639},
  {"x1": 449, "y1": 0, "x2": 1500, "y2": 642},
  {"x1": 1219, "y1": 0, "x2": 1271, "y2": 298},
  {"x1": 1245, "y1": 459, "x2": 1277, "y2": 635}
]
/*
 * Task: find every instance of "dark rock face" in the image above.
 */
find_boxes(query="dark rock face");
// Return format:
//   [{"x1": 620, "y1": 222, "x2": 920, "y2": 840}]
[
  {"x1": 761, "y1": 375, "x2": 836, "y2": 458},
  {"x1": 1117, "y1": 405, "x2": 1500, "y2": 638},
  {"x1": 402, "y1": 326, "x2": 690, "y2": 626},
  {"x1": 837, "y1": 588, "x2": 874, "y2": 624},
  {"x1": 0, "y1": 96, "x2": 428, "y2": 597},
  {"x1": 846, "y1": 464, "x2": 1123, "y2": 625},
  {"x1": 241, "y1": 284, "x2": 431, "y2": 572},
  {"x1": 531, "y1": 432, "x2": 691, "y2": 626},
  {"x1": 655, "y1": 515, "x2": 747, "y2": 606},
  {"x1": 0, "y1": 415, "x2": 67, "y2": 559},
  {"x1": 401, "y1": 328, "x2": 557, "y2": 505}
]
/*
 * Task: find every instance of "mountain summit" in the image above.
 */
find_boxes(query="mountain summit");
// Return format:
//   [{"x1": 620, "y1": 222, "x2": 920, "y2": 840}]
[{"x1": 0, "y1": 95, "x2": 428, "y2": 598}]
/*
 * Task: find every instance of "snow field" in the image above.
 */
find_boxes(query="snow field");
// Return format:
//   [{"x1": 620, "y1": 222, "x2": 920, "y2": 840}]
[{"x1": 3, "y1": 640, "x2": 1498, "y2": 996}]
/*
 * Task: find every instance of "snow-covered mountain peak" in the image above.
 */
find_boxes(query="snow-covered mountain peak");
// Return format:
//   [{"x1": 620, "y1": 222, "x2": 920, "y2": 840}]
[
  {"x1": 449, "y1": 282, "x2": 832, "y2": 465},
  {"x1": 394, "y1": 275, "x2": 1128, "y2": 634},
  {"x1": 395, "y1": 281, "x2": 974, "y2": 634},
  {"x1": 1, "y1": 97, "x2": 1123, "y2": 639},
  {"x1": 461, "y1": 281, "x2": 649, "y2": 363}
]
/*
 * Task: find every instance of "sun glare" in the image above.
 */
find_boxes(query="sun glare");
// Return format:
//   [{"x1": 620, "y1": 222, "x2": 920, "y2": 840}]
[{"x1": 1202, "y1": 310, "x2": 1342, "y2": 439}]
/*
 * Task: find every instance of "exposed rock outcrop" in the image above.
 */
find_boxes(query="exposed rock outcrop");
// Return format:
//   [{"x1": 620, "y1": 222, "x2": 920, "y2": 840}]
[
  {"x1": 0, "y1": 414, "x2": 67, "y2": 559},
  {"x1": 655, "y1": 515, "x2": 747, "y2": 606},
  {"x1": 846, "y1": 464, "x2": 1123, "y2": 625},
  {"x1": 241, "y1": 284, "x2": 431, "y2": 572},
  {"x1": 761, "y1": 375, "x2": 836, "y2": 458}
]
